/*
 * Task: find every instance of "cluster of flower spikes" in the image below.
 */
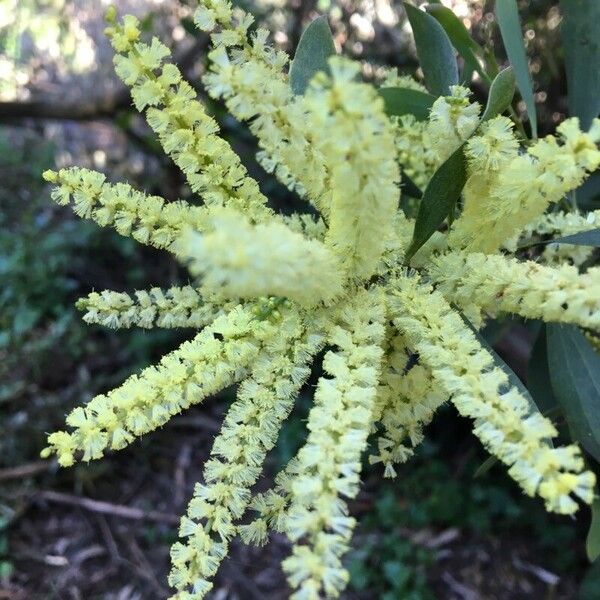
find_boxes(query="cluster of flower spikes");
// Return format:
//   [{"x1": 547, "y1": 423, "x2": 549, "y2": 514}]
[{"x1": 41, "y1": 2, "x2": 600, "y2": 598}]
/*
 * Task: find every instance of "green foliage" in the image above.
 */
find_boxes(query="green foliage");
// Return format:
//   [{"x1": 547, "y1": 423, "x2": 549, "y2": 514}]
[
  {"x1": 495, "y1": 0, "x2": 538, "y2": 137},
  {"x1": 405, "y1": 144, "x2": 467, "y2": 260},
  {"x1": 547, "y1": 324, "x2": 600, "y2": 462},
  {"x1": 426, "y1": 4, "x2": 488, "y2": 83},
  {"x1": 379, "y1": 87, "x2": 436, "y2": 121},
  {"x1": 560, "y1": 0, "x2": 600, "y2": 129},
  {"x1": 587, "y1": 500, "x2": 600, "y2": 562},
  {"x1": 403, "y1": 2, "x2": 458, "y2": 96},
  {"x1": 289, "y1": 16, "x2": 336, "y2": 95},
  {"x1": 404, "y1": 65, "x2": 515, "y2": 260},
  {"x1": 481, "y1": 67, "x2": 516, "y2": 122},
  {"x1": 547, "y1": 229, "x2": 600, "y2": 247}
]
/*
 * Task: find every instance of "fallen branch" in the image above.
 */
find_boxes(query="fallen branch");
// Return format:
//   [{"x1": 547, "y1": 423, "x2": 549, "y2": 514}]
[
  {"x1": 0, "y1": 461, "x2": 53, "y2": 482},
  {"x1": 37, "y1": 490, "x2": 179, "y2": 525}
]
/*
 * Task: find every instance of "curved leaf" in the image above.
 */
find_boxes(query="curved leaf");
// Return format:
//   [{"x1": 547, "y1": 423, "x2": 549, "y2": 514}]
[
  {"x1": 289, "y1": 16, "x2": 336, "y2": 96},
  {"x1": 560, "y1": 0, "x2": 600, "y2": 129},
  {"x1": 401, "y1": 172, "x2": 423, "y2": 200},
  {"x1": 495, "y1": 0, "x2": 538, "y2": 138},
  {"x1": 481, "y1": 67, "x2": 516, "y2": 122},
  {"x1": 547, "y1": 324, "x2": 600, "y2": 463},
  {"x1": 403, "y1": 2, "x2": 458, "y2": 96},
  {"x1": 379, "y1": 87, "x2": 436, "y2": 121},
  {"x1": 522, "y1": 228, "x2": 600, "y2": 249},
  {"x1": 405, "y1": 145, "x2": 467, "y2": 261},
  {"x1": 426, "y1": 4, "x2": 489, "y2": 83},
  {"x1": 588, "y1": 499, "x2": 600, "y2": 562},
  {"x1": 527, "y1": 324, "x2": 559, "y2": 416}
]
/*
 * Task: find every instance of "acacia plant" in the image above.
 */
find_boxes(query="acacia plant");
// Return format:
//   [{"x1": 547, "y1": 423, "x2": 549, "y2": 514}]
[{"x1": 41, "y1": 1, "x2": 600, "y2": 598}]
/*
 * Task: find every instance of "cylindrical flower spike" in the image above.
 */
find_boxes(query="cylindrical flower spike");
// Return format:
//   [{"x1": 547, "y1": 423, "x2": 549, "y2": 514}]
[
  {"x1": 106, "y1": 12, "x2": 271, "y2": 223},
  {"x1": 449, "y1": 117, "x2": 600, "y2": 253},
  {"x1": 178, "y1": 209, "x2": 345, "y2": 307},
  {"x1": 370, "y1": 333, "x2": 447, "y2": 478},
  {"x1": 44, "y1": 167, "x2": 208, "y2": 253},
  {"x1": 169, "y1": 312, "x2": 325, "y2": 598},
  {"x1": 41, "y1": 306, "x2": 275, "y2": 466},
  {"x1": 282, "y1": 289, "x2": 386, "y2": 599},
  {"x1": 303, "y1": 57, "x2": 400, "y2": 280},
  {"x1": 77, "y1": 286, "x2": 229, "y2": 330},
  {"x1": 388, "y1": 273, "x2": 595, "y2": 515},
  {"x1": 429, "y1": 251, "x2": 600, "y2": 330}
]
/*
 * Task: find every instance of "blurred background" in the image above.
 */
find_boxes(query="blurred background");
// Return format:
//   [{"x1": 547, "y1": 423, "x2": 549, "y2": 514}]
[{"x1": 1, "y1": 1, "x2": 596, "y2": 598}]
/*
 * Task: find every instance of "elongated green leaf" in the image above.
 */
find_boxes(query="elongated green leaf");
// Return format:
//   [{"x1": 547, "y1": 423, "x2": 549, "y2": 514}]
[
  {"x1": 547, "y1": 324, "x2": 600, "y2": 462},
  {"x1": 403, "y1": 3, "x2": 458, "y2": 96},
  {"x1": 581, "y1": 559, "x2": 600, "y2": 599},
  {"x1": 426, "y1": 4, "x2": 489, "y2": 83},
  {"x1": 379, "y1": 87, "x2": 436, "y2": 121},
  {"x1": 549, "y1": 229, "x2": 600, "y2": 247},
  {"x1": 495, "y1": 0, "x2": 538, "y2": 138},
  {"x1": 401, "y1": 171, "x2": 423, "y2": 199},
  {"x1": 405, "y1": 145, "x2": 467, "y2": 261},
  {"x1": 523, "y1": 228, "x2": 600, "y2": 249},
  {"x1": 560, "y1": 0, "x2": 600, "y2": 129},
  {"x1": 588, "y1": 500, "x2": 600, "y2": 562},
  {"x1": 481, "y1": 67, "x2": 516, "y2": 121},
  {"x1": 527, "y1": 324, "x2": 559, "y2": 416},
  {"x1": 289, "y1": 16, "x2": 336, "y2": 95}
]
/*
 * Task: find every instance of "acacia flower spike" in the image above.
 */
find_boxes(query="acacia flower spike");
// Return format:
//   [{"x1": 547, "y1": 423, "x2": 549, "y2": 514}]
[
  {"x1": 77, "y1": 286, "x2": 230, "y2": 330},
  {"x1": 43, "y1": 167, "x2": 209, "y2": 253}
]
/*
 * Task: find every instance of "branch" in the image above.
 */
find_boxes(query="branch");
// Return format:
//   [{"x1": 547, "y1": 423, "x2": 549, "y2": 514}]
[{"x1": 37, "y1": 490, "x2": 179, "y2": 524}]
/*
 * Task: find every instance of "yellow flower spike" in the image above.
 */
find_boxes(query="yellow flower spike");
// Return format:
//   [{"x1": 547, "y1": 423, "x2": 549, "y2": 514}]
[
  {"x1": 388, "y1": 273, "x2": 596, "y2": 515},
  {"x1": 76, "y1": 286, "x2": 230, "y2": 330},
  {"x1": 45, "y1": 167, "x2": 209, "y2": 254},
  {"x1": 107, "y1": 13, "x2": 271, "y2": 223},
  {"x1": 42, "y1": 306, "x2": 275, "y2": 464},
  {"x1": 429, "y1": 251, "x2": 600, "y2": 330},
  {"x1": 282, "y1": 289, "x2": 386, "y2": 599},
  {"x1": 178, "y1": 209, "x2": 345, "y2": 307},
  {"x1": 303, "y1": 56, "x2": 400, "y2": 279},
  {"x1": 449, "y1": 117, "x2": 600, "y2": 254},
  {"x1": 370, "y1": 333, "x2": 446, "y2": 477},
  {"x1": 168, "y1": 313, "x2": 326, "y2": 597}
]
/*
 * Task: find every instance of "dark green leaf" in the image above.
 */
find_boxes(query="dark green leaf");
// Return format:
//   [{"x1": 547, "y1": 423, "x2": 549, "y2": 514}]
[
  {"x1": 588, "y1": 500, "x2": 600, "y2": 562},
  {"x1": 522, "y1": 228, "x2": 600, "y2": 249},
  {"x1": 405, "y1": 145, "x2": 467, "y2": 260},
  {"x1": 481, "y1": 67, "x2": 516, "y2": 121},
  {"x1": 401, "y1": 171, "x2": 423, "y2": 199},
  {"x1": 550, "y1": 229, "x2": 600, "y2": 247},
  {"x1": 289, "y1": 16, "x2": 336, "y2": 95},
  {"x1": 474, "y1": 455, "x2": 498, "y2": 478},
  {"x1": 495, "y1": 0, "x2": 538, "y2": 137},
  {"x1": 426, "y1": 4, "x2": 489, "y2": 83},
  {"x1": 379, "y1": 87, "x2": 436, "y2": 121},
  {"x1": 578, "y1": 172, "x2": 600, "y2": 210},
  {"x1": 527, "y1": 324, "x2": 559, "y2": 416},
  {"x1": 403, "y1": 3, "x2": 458, "y2": 96},
  {"x1": 580, "y1": 559, "x2": 600, "y2": 600},
  {"x1": 560, "y1": 0, "x2": 600, "y2": 129},
  {"x1": 547, "y1": 324, "x2": 600, "y2": 462}
]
